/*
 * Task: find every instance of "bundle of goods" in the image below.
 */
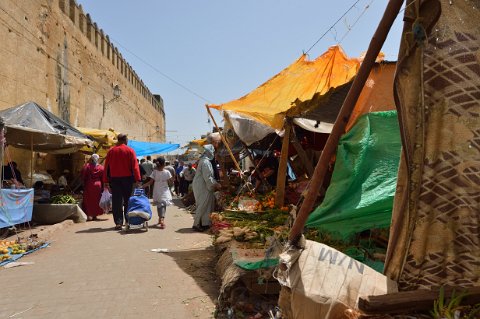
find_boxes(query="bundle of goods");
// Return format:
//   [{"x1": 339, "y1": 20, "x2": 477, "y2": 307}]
[
  {"x1": 211, "y1": 209, "x2": 290, "y2": 246},
  {"x1": 212, "y1": 211, "x2": 287, "y2": 319},
  {"x1": 51, "y1": 194, "x2": 77, "y2": 204},
  {"x1": 305, "y1": 228, "x2": 389, "y2": 273},
  {"x1": 226, "y1": 191, "x2": 289, "y2": 213}
]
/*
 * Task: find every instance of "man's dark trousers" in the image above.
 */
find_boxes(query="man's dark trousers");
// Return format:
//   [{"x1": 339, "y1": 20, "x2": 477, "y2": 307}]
[{"x1": 110, "y1": 176, "x2": 134, "y2": 226}]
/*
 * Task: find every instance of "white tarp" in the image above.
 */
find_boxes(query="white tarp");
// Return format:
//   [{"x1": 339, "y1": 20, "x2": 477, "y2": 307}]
[
  {"x1": 293, "y1": 118, "x2": 334, "y2": 134},
  {"x1": 224, "y1": 111, "x2": 275, "y2": 146},
  {"x1": 276, "y1": 240, "x2": 397, "y2": 319}
]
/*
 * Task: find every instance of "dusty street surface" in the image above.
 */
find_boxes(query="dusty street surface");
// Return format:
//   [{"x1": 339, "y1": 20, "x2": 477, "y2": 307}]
[{"x1": 0, "y1": 199, "x2": 218, "y2": 319}]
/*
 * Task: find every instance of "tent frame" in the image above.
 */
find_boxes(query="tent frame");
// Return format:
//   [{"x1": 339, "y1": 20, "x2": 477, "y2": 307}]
[{"x1": 288, "y1": 0, "x2": 404, "y2": 243}]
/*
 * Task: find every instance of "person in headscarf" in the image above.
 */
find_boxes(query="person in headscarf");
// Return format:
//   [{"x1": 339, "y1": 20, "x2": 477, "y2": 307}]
[
  {"x1": 192, "y1": 144, "x2": 221, "y2": 231},
  {"x1": 81, "y1": 154, "x2": 105, "y2": 221}
]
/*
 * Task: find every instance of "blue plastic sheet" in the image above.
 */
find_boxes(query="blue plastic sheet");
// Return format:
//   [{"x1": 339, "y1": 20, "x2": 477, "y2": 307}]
[
  {"x1": 0, "y1": 242, "x2": 49, "y2": 267},
  {"x1": 0, "y1": 189, "x2": 34, "y2": 228},
  {"x1": 128, "y1": 140, "x2": 180, "y2": 156}
]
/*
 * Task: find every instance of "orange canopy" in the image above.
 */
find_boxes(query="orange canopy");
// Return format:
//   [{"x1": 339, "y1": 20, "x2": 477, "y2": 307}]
[
  {"x1": 346, "y1": 62, "x2": 396, "y2": 131},
  {"x1": 208, "y1": 46, "x2": 360, "y2": 130}
]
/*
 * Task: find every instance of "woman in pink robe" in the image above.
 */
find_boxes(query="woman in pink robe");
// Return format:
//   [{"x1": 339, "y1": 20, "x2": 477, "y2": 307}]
[{"x1": 81, "y1": 154, "x2": 104, "y2": 220}]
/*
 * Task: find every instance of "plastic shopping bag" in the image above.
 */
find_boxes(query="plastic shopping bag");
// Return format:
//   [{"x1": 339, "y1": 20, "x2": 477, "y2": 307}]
[{"x1": 99, "y1": 189, "x2": 112, "y2": 213}]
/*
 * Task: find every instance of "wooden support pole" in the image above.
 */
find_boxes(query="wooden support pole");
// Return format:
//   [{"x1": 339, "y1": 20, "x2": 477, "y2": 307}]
[
  {"x1": 205, "y1": 105, "x2": 242, "y2": 173},
  {"x1": 288, "y1": 0, "x2": 404, "y2": 242},
  {"x1": 205, "y1": 105, "x2": 254, "y2": 192},
  {"x1": 290, "y1": 130, "x2": 314, "y2": 178},
  {"x1": 275, "y1": 120, "x2": 291, "y2": 207}
]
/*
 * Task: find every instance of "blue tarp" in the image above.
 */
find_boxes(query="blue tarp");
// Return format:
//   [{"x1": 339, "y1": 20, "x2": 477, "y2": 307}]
[
  {"x1": 128, "y1": 140, "x2": 180, "y2": 156},
  {"x1": 0, "y1": 242, "x2": 50, "y2": 267},
  {"x1": 0, "y1": 189, "x2": 34, "y2": 228}
]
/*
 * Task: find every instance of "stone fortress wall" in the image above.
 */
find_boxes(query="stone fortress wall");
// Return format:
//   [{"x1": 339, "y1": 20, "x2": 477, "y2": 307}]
[{"x1": 0, "y1": 0, "x2": 166, "y2": 180}]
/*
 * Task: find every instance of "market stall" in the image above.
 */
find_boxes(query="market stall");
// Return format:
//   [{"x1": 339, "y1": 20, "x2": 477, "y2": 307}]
[
  {"x1": 0, "y1": 101, "x2": 93, "y2": 154},
  {"x1": 0, "y1": 102, "x2": 90, "y2": 225},
  {"x1": 77, "y1": 127, "x2": 118, "y2": 157},
  {"x1": 204, "y1": 42, "x2": 402, "y2": 317},
  {"x1": 210, "y1": 193, "x2": 291, "y2": 317},
  {"x1": 0, "y1": 188, "x2": 49, "y2": 265}
]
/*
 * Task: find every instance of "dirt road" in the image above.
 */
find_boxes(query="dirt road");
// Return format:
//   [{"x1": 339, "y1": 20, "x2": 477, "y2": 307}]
[{"x1": 0, "y1": 199, "x2": 218, "y2": 318}]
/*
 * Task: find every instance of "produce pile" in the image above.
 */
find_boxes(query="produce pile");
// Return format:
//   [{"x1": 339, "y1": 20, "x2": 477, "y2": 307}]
[
  {"x1": 51, "y1": 194, "x2": 77, "y2": 204},
  {"x1": 305, "y1": 228, "x2": 389, "y2": 273},
  {"x1": 0, "y1": 238, "x2": 46, "y2": 262},
  {"x1": 211, "y1": 209, "x2": 290, "y2": 246},
  {"x1": 225, "y1": 190, "x2": 289, "y2": 212}
]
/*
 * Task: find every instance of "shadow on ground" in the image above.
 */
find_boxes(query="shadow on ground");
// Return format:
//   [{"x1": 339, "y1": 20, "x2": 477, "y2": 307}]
[
  {"x1": 76, "y1": 227, "x2": 118, "y2": 234},
  {"x1": 172, "y1": 198, "x2": 186, "y2": 208},
  {"x1": 168, "y1": 195, "x2": 219, "y2": 305},
  {"x1": 175, "y1": 227, "x2": 197, "y2": 234},
  {"x1": 166, "y1": 247, "x2": 219, "y2": 306}
]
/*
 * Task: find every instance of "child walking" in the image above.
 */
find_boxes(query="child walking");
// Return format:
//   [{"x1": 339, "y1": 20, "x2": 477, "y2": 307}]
[{"x1": 142, "y1": 156, "x2": 173, "y2": 229}]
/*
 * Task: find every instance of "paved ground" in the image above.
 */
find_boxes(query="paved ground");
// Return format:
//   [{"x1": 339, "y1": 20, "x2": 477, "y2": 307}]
[{"x1": 0, "y1": 199, "x2": 219, "y2": 319}]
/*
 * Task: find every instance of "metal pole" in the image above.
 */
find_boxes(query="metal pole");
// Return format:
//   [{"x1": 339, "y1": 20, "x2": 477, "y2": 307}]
[
  {"x1": 275, "y1": 120, "x2": 291, "y2": 207},
  {"x1": 288, "y1": 0, "x2": 404, "y2": 242},
  {"x1": 0, "y1": 118, "x2": 4, "y2": 173},
  {"x1": 0, "y1": 119, "x2": 4, "y2": 191},
  {"x1": 30, "y1": 133, "x2": 34, "y2": 187}
]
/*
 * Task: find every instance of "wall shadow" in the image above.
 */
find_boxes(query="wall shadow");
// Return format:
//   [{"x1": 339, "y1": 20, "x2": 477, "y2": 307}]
[{"x1": 165, "y1": 247, "x2": 219, "y2": 304}]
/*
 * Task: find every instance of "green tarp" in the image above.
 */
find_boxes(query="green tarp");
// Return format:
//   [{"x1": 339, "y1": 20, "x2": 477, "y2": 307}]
[
  {"x1": 306, "y1": 111, "x2": 401, "y2": 239},
  {"x1": 234, "y1": 258, "x2": 279, "y2": 271}
]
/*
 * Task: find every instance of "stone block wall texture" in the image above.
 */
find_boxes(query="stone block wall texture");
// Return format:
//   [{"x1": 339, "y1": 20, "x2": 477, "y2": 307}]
[{"x1": 0, "y1": 0, "x2": 166, "y2": 181}]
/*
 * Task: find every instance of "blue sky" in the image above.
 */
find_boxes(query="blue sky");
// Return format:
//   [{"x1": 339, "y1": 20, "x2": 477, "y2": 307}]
[{"x1": 79, "y1": 0, "x2": 404, "y2": 146}]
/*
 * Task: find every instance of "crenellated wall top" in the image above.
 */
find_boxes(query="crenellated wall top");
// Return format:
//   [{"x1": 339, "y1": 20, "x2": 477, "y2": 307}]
[{"x1": 57, "y1": 0, "x2": 164, "y2": 116}]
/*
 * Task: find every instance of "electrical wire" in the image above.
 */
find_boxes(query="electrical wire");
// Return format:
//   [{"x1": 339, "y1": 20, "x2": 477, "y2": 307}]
[
  {"x1": 110, "y1": 38, "x2": 212, "y2": 104},
  {"x1": 337, "y1": 0, "x2": 376, "y2": 45},
  {"x1": 305, "y1": 0, "x2": 363, "y2": 54}
]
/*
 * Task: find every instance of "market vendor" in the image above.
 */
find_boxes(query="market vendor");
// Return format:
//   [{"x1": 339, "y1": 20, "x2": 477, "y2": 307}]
[
  {"x1": 181, "y1": 163, "x2": 196, "y2": 195},
  {"x1": 206, "y1": 133, "x2": 221, "y2": 181},
  {"x1": 33, "y1": 181, "x2": 51, "y2": 203},
  {"x1": 192, "y1": 144, "x2": 221, "y2": 232},
  {"x1": 252, "y1": 155, "x2": 278, "y2": 193},
  {"x1": 57, "y1": 169, "x2": 70, "y2": 189},
  {"x1": 3, "y1": 161, "x2": 24, "y2": 186}
]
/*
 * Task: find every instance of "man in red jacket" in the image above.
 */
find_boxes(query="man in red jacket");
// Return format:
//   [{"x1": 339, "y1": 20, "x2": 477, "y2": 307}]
[{"x1": 103, "y1": 133, "x2": 141, "y2": 230}]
